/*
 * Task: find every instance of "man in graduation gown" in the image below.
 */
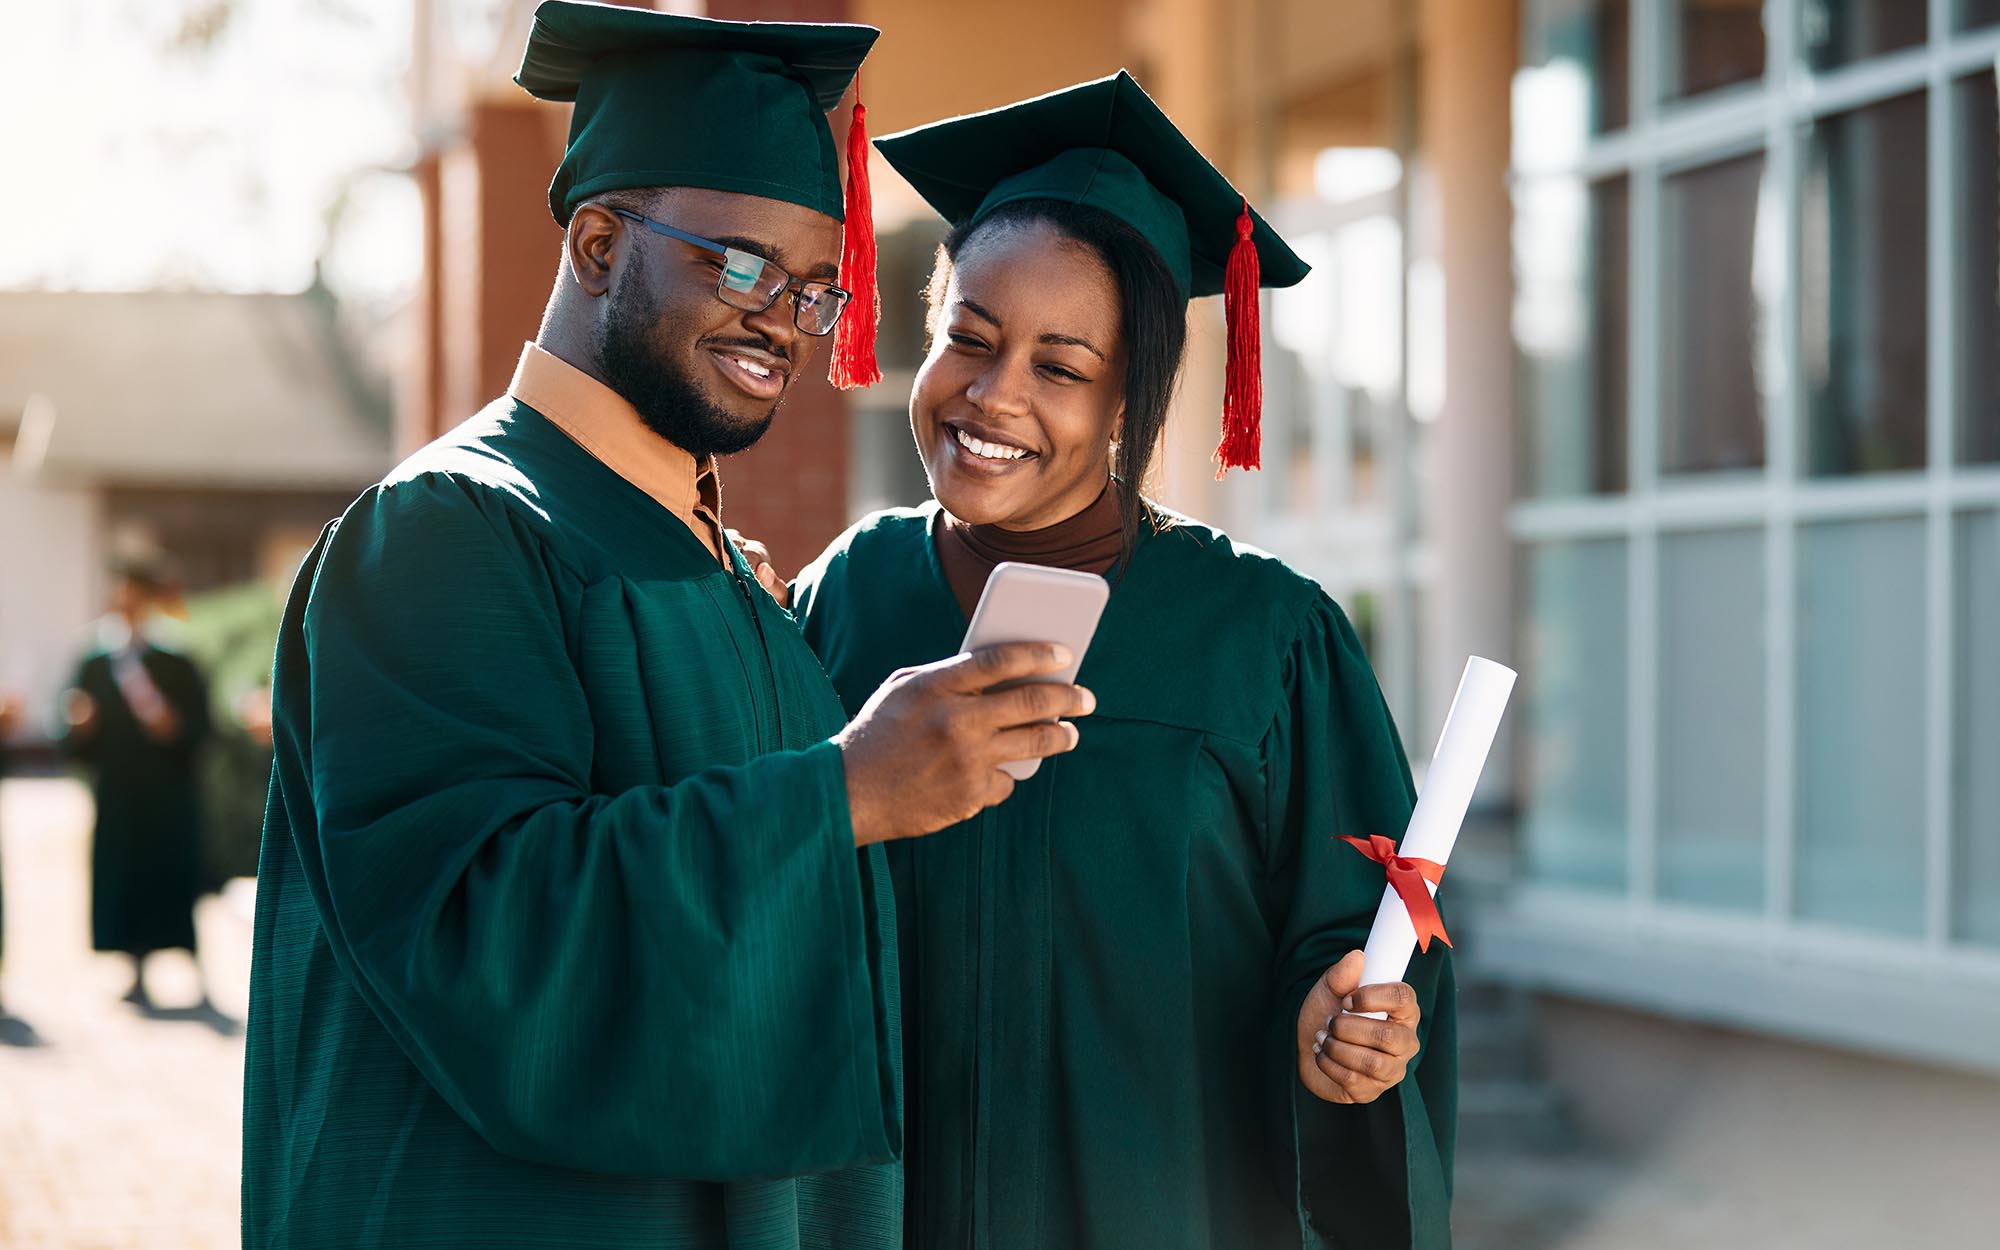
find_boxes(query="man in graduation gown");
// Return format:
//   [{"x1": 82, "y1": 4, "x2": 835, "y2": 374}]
[
  {"x1": 240, "y1": 5, "x2": 1093, "y2": 1248},
  {"x1": 62, "y1": 555, "x2": 212, "y2": 1008}
]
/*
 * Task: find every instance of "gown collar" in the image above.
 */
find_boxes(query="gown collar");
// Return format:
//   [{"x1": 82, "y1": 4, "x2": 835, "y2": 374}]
[{"x1": 507, "y1": 342, "x2": 725, "y2": 564}]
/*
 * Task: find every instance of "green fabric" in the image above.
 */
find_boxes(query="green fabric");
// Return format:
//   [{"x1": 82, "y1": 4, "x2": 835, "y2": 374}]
[
  {"x1": 242, "y1": 402, "x2": 902, "y2": 1248},
  {"x1": 64, "y1": 643, "x2": 211, "y2": 955},
  {"x1": 792, "y1": 506, "x2": 1456, "y2": 1250},
  {"x1": 515, "y1": 0, "x2": 878, "y2": 224},
  {"x1": 872, "y1": 71, "x2": 1310, "y2": 299}
]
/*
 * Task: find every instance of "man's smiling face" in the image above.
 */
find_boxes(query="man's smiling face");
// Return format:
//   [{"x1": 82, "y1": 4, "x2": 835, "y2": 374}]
[{"x1": 585, "y1": 186, "x2": 845, "y2": 457}]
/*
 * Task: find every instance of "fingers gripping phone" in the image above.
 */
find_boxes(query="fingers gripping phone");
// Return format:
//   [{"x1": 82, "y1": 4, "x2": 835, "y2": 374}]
[{"x1": 959, "y1": 561, "x2": 1110, "y2": 781}]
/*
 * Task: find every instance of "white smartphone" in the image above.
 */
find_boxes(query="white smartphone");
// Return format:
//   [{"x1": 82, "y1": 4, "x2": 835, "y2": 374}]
[{"x1": 959, "y1": 561, "x2": 1110, "y2": 781}]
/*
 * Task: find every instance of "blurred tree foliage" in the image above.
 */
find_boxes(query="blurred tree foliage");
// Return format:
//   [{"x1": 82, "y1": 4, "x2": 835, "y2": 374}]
[{"x1": 178, "y1": 580, "x2": 282, "y2": 888}]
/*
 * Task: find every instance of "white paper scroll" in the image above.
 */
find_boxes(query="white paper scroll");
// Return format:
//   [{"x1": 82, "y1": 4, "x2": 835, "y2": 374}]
[{"x1": 1349, "y1": 656, "x2": 1516, "y2": 1014}]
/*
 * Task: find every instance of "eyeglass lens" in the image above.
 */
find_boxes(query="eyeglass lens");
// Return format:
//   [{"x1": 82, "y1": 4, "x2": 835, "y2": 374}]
[{"x1": 715, "y1": 248, "x2": 846, "y2": 335}]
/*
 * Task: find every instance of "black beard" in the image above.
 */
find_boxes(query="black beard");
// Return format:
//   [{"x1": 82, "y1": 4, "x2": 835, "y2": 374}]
[{"x1": 597, "y1": 273, "x2": 780, "y2": 458}]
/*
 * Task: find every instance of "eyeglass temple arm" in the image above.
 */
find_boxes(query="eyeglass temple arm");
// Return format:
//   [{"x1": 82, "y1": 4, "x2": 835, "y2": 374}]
[{"x1": 609, "y1": 209, "x2": 728, "y2": 258}]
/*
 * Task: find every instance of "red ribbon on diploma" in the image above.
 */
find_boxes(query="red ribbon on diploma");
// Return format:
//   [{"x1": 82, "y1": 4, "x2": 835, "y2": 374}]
[{"x1": 1339, "y1": 834, "x2": 1452, "y2": 953}]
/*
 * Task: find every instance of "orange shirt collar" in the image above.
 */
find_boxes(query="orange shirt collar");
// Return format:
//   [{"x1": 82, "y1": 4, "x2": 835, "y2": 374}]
[{"x1": 507, "y1": 343, "x2": 725, "y2": 562}]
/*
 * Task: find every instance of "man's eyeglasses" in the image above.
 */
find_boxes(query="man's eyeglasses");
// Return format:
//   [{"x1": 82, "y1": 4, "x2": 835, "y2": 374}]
[{"x1": 611, "y1": 209, "x2": 851, "y2": 337}]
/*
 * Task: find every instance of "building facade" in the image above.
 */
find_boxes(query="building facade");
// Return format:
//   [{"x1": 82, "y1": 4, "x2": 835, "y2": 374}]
[
  {"x1": 0, "y1": 289, "x2": 394, "y2": 746},
  {"x1": 402, "y1": 0, "x2": 1998, "y2": 1080}
]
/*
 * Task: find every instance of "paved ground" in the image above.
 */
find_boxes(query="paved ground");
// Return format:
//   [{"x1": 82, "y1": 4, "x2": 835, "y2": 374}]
[
  {"x1": 1454, "y1": 996, "x2": 2000, "y2": 1250},
  {"x1": 0, "y1": 777, "x2": 251, "y2": 1250}
]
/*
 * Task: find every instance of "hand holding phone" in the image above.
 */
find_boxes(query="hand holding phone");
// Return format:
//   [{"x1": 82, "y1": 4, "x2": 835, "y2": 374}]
[{"x1": 959, "y1": 562, "x2": 1110, "y2": 780}]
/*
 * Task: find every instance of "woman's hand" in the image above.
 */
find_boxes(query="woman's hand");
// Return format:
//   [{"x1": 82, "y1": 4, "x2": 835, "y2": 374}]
[
  {"x1": 727, "y1": 529, "x2": 790, "y2": 608},
  {"x1": 1295, "y1": 950, "x2": 1421, "y2": 1105}
]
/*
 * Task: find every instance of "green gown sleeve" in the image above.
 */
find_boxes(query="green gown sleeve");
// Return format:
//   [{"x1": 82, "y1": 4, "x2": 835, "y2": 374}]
[
  {"x1": 1262, "y1": 595, "x2": 1457, "y2": 1250},
  {"x1": 277, "y1": 475, "x2": 896, "y2": 1181}
]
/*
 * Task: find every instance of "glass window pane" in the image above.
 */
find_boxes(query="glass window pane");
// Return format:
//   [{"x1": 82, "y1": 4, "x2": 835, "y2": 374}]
[
  {"x1": 1956, "y1": 73, "x2": 2000, "y2": 465},
  {"x1": 1666, "y1": 0, "x2": 1767, "y2": 102},
  {"x1": 1955, "y1": 510, "x2": 2000, "y2": 946},
  {"x1": 1797, "y1": 517, "x2": 1928, "y2": 936},
  {"x1": 1517, "y1": 176, "x2": 1629, "y2": 496},
  {"x1": 1800, "y1": 0, "x2": 1926, "y2": 72},
  {"x1": 1658, "y1": 529, "x2": 1766, "y2": 911},
  {"x1": 1958, "y1": 0, "x2": 2000, "y2": 31},
  {"x1": 1663, "y1": 151, "x2": 1771, "y2": 475},
  {"x1": 1803, "y1": 92, "x2": 1929, "y2": 475},
  {"x1": 1520, "y1": 0, "x2": 1631, "y2": 134},
  {"x1": 1522, "y1": 539, "x2": 1629, "y2": 892}
]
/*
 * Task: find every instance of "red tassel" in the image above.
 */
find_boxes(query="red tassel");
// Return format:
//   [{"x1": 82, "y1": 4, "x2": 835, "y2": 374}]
[
  {"x1": 1213, "y1": 197, "x2": 1262, "y2": 476},
  {"x1": 829, "y1": 87, "x2": 881, "y2": 389}
]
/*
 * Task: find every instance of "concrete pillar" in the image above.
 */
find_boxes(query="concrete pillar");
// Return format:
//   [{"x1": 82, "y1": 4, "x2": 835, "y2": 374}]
[
  {"x1": 399, "y1": 151, "x2": 446, "y2": 456},
  {"x1": 1420, "y1": 0, "x2": 1519, "y2": 802},
  {"x1": 1137, "y1": 0, "x2": 1228, "y2": 521}
]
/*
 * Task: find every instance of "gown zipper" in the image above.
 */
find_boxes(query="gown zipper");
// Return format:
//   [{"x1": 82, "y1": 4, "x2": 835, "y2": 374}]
[{"x1": 731, "y1": 569, "x2": 783, "y2": 751}]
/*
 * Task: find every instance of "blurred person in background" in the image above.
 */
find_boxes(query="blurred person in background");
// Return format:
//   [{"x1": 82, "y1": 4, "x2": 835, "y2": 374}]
[
  {"x1": 242, "y1": 5, "x2": 1090, "y2": 1248},
  {"x1": 60, "y1": 549, "x2": 213, "y2": 1011},
  {"x1": 783, "y1": 74, "x2": 1457, "y2": 1250}
]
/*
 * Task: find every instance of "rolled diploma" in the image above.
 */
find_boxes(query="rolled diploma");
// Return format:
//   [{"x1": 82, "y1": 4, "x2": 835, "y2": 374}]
[{"x1": 1345, "y1": 656, "x2": 1516, "y2": 1020}]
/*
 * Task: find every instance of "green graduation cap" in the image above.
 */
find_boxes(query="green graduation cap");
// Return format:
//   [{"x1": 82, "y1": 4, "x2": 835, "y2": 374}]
[
  {"x1": 873, "y1": 70, "x2": 1311, "y2": 472},
  {"x1": 515, "y1": 0, "x2": 887, "y2": 385}
]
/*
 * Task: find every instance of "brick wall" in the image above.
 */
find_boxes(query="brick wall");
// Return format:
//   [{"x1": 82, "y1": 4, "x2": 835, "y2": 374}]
[
  {"x1": 403, "y1": 95, "x2": 566, "y2": 450},
  {"x1": 720, "y1": 368, "x2": 850, "y2": 575}
]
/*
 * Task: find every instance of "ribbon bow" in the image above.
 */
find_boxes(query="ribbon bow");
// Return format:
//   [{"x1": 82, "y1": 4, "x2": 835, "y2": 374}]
[{"x1": 1339, "y1": 834, "x2": 1452, "y2": 953}]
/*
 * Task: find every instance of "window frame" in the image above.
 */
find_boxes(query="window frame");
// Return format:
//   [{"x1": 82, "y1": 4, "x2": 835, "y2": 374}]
[{"x1": 1503, "y1": 0, "x2": 2000, "y2": 1035}]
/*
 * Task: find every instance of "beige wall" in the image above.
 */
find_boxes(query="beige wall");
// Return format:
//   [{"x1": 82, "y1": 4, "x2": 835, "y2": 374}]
[
  {"x1": 1269, "y1": 0, "x2": 1404, "y2": 101},
  {"x1": 0, "y1": 478, "x2": 100, "y2": 740},
  {"x1": 851, "y1": 0, "x2": 1131, "y2": 134},
  {"x1": 852, "y1": 0, "x2": 1134, "y2": 229}
]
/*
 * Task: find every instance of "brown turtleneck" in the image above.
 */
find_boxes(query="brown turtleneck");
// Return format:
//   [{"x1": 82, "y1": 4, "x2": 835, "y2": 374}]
[{"x1": 936, "y1": 481, "x2": 1125, "y2": 619}]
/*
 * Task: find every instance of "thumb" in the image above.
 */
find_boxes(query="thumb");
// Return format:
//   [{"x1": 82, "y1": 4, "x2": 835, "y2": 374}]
[
  {"x1": 1297, "y1": 948, "x2": 1367, "y2": 1043},
  {"x1": 1320, "y1": 949, "x2": 1366, "y2": 1010}
]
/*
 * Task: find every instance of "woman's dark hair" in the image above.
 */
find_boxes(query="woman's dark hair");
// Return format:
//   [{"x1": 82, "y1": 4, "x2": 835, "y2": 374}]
[{"x1": 923, "y1": 198, "x2": 1187, "y2": 549}]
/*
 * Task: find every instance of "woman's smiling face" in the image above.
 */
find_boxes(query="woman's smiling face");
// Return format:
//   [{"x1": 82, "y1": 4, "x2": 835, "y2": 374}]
[{"x1": 911, "y1": 218, "x2": 1128, "y2": 531}]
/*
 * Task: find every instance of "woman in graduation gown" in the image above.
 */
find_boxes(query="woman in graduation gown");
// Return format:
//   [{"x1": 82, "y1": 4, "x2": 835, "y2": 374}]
[
  {"x1": 789, "y1": 73, "x2": 1456, "y2": 1250},
  {"x1": 61, "y1": 557, "x2": 212, "y2": 1006}
]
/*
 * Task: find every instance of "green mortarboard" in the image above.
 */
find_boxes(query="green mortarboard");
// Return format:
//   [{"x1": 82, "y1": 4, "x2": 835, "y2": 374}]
[
  {"x1": 515, "y1": 1, "x2": 887, "y2": 386},
  {"x1": 873, "y1": 71, "x2": 1311, "y2": 472},
  {"x1": 872, "y1": 70, "x2": 1307, "y2": 300}
]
